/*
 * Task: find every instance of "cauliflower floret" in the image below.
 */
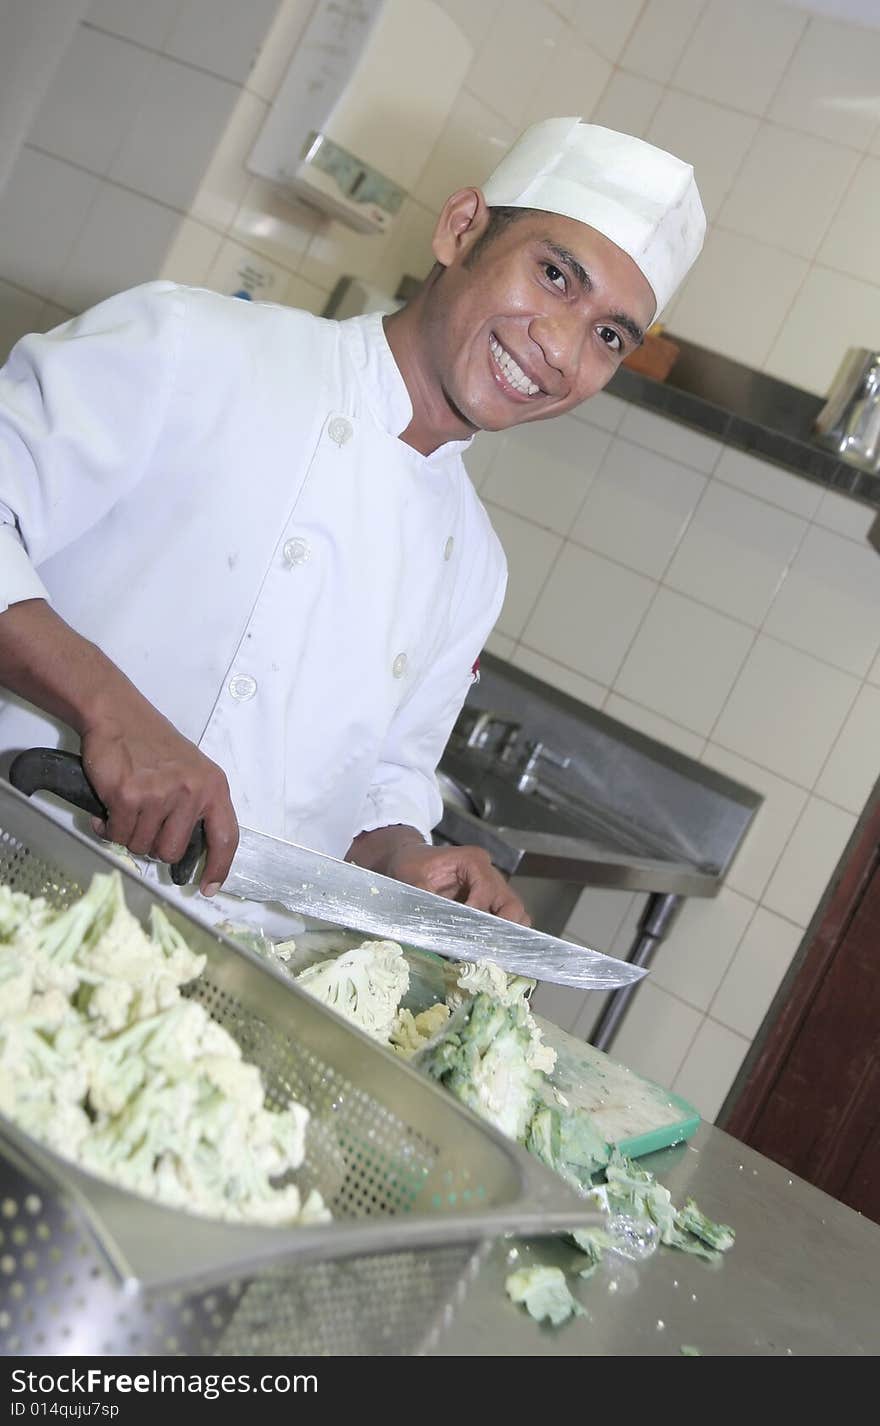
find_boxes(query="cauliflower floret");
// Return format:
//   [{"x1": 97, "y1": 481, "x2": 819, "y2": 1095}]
[{"x1": 295, "y1": 940, "x2": 410, "y2": 1043}]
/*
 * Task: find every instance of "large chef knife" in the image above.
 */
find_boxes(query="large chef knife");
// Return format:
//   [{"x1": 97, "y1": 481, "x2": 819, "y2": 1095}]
[{"x1": 9, "y1": 749, "x2": 646, "y2": 991}]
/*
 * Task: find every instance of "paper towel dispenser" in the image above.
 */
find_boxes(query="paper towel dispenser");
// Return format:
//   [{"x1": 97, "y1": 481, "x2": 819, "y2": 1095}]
[{"x1": 247, "y1": 0, "x2": 472, "y2": 235}]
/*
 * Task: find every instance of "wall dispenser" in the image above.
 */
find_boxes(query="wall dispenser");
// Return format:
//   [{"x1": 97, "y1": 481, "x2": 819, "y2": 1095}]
[{"x1": 247, "y1": 0, "x2": 472, "y2": 234}]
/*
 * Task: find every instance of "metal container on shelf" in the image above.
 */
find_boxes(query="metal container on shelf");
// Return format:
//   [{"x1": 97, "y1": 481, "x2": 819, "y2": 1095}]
[{"x1": 814, "y1": 347, "x2": 880, "y2": 473}]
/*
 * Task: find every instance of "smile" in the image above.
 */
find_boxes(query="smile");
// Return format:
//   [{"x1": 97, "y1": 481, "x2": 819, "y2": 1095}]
[{"x1": 489, "y1": 334, "x2": 542, "y2": 398}]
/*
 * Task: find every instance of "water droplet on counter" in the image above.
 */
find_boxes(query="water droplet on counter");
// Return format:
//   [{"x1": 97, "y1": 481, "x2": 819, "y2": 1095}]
[
  {"x1": 608, "y1": 1280, "x2": 619, "y2": 1294},
  {"x1": 506, "y1": 1248, "x2": 519, "y2": 1264},
  {"x1": 606, "y1": 1213, "x2": 659, "y2": 1261},
  {"x1": 656, "y1": 1320, "x2": 665, "y2": 1331},
  {"x1": 691, "y1": 1294, "x2": 698, "y2": 1303}
]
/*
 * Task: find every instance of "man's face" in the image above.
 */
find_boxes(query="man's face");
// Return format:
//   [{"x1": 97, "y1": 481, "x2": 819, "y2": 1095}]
[{"x1": 422, "y1": 203, "x2": 657, "y2": 435}]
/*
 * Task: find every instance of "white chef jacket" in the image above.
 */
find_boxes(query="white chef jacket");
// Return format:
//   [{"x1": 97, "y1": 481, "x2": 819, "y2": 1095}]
[{"x1": 0, "y1": 281, "x2": 507, "y2": 859}]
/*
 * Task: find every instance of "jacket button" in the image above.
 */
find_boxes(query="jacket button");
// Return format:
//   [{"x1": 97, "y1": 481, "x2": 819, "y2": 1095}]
[
  {"x1": 229, "y1": 673, "x2": 257, "y2": 701},
  {"x1": 392, "y1": 652, "x2": 408, "y2": 678},
  {"x1": 328, "y1": 416, "x2": 353, "y2": 446},
  {"x1": 283, "y1": 537, "x2": 310, "y2": 566}
]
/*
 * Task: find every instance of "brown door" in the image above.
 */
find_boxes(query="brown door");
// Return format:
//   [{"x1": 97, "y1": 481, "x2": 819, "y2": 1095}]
[{"x1": 722, "y1": 783, "x2": 880, "y2": 1225}]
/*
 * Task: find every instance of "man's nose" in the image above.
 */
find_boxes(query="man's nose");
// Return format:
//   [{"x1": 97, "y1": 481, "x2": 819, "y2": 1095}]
[{"x1": 528, "y1": 309, "x2": 584, "y2": 378}]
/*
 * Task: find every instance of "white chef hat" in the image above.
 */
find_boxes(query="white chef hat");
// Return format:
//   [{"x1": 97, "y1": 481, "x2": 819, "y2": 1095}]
[{"x1": 481, "y1": 118, "x2": 706, "y2": 318}]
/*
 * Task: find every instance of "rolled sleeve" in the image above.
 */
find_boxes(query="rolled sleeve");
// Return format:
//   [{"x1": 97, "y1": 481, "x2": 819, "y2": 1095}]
[
  {"x1": 0, "y1": 522, "x2": 50, "y2": 611},
  {"x1": 0, "y1": 281, "x2": 185, "y2": 612}
]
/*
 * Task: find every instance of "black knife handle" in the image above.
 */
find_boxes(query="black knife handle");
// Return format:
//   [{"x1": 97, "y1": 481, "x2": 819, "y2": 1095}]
[{"x1": 8, "y1": 748, "x2": 205, "y2": 885}]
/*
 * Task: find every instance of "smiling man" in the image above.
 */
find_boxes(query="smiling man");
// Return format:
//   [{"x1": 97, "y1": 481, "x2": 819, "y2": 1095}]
[{"x1": 0, "y1": 118, "x2": 704, "y2": 928}]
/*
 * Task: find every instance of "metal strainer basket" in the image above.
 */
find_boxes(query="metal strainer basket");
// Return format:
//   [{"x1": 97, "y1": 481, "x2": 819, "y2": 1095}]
[{"x1": 0, "y1": 786, "x2": 596, "y2": 1355}]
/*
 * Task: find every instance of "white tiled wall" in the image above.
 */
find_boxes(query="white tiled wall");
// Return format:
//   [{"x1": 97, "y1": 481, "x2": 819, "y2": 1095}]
[
  {"x1": 4, "y1": 0, "x2": 880, "y2": 395},
  {"x1": 1, "y1": 0, "x2": 879, "y2": 1124}
]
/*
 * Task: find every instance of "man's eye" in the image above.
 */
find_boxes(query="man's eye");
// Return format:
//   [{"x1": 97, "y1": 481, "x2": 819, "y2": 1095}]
[
  {"x1": 598, "y1": 326, "x2": 622, "y2": 353},
  {"x1": 543, "y1": 263, "x2": 566, "y2": 291}
]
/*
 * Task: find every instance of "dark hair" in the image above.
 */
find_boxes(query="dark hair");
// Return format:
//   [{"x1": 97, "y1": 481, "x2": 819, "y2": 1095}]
[{"x1": 464, "y1": 205, "x2": 536, "y2": 268}]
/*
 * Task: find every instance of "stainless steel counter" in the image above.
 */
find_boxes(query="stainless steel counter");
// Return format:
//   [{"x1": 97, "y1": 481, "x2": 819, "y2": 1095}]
[{"x1": 427, "y1": 1123, "x2": 880, "y2": 1356}]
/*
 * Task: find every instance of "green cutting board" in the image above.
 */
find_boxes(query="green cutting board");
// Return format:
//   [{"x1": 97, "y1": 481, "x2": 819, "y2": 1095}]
[
  {"x1": 400, "y1": 946, "x2": 700, "y2": 1159},
  {"x1": 534, "y1": 1013, "x2": 701, "y2": 1158}
]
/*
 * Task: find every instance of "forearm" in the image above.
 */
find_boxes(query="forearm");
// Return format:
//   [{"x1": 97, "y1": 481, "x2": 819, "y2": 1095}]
[
  {"x1": 0, "y1": 597, "x2": 150, "y2": 735},
  {"x1": 346, "y1": 823, "x2": 427, "y2": 874}
]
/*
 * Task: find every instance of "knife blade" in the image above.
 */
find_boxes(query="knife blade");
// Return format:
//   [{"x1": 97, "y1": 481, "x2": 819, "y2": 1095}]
[
  {"x1": 222, "y1": 823, "x2": 646, "y2": 991},
  {"x1": 7, "y1": 749, "x2": 646, "y2": 991}
]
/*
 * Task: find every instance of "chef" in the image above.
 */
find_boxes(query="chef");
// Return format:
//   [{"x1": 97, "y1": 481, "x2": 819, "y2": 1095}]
[{"x1": 0, "y1": 118, "x2": 704, "y2": 929}]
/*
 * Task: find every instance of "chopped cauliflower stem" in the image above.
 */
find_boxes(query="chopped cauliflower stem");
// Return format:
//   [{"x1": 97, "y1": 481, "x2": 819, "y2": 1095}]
[
  {"x1": 505, "y1": 1265, "x2": 585, "y2": 1326},
  {"x1": 0, "y1": 872, "x2": 327, "y2": 1227}
]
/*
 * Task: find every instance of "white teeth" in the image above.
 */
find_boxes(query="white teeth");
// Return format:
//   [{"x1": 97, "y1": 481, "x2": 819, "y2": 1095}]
[{"x1": 490, "y1": 335, "x2": 540, "y2": 396}]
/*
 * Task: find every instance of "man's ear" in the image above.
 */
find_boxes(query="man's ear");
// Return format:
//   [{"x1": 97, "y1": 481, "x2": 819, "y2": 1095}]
[{"x1": 431, "y1": 188, "x2": 491, "y2": 269}]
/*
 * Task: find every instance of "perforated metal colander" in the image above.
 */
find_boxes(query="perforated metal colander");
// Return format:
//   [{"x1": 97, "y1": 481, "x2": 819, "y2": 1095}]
[{"x1": 0, "y1": 786, "x2": 597, "y2": 1356}]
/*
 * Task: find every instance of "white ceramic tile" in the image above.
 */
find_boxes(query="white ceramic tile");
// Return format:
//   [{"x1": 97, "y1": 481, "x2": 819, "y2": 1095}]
[
  {"x1": 246, "y1": 0, "x2": 314, "y2": 101},
  {"x1": 571, "y1": 390, "x2": 627, "y2": 433},
  {"x1": 763, "y1": 796, "x2": 857, "y2": 928},
  {"x1": 669, "y1": 227, "x2": 809, "y2": 369},
  {"x1": 664, "y1": 482, "x2": 806, "y2": 627},
  {"x1": 604, "y1": 982, "x2": 702, "y2": 1089},
  {"x1": 718, "y1": 124, "x2": 858, "y2": 260},
  {"x1": 764, "y1": 266, "x2": 880, "y2": 396},
  {"x1": 589, "y1": 71, "x2": 664, "y2": 137},
  {"x1": 461, "y1": 432, "x2": 496, "y2": 489},
  {"x1": 0, "y1": 149, "x2": 99, "y2": 303},
  {"x1": 710, "y1": 907, "x2": 804, "y2": 1039},
  {"x1": 672, "y1": 1017, "x2": 750, "y2": 1123},
  {"x1": 610, "y1": 891, "x2": 649, "y2": 957},
  {"x1": 298, "y1": 211, "x2": 390, "y2": 295},
  {"x1": 110, "y1": 58, "x2": 239, "y2": 212},
  {"x1": 619, "y1": 0, "x2": 708, "y2": 84},
  {"x1": 203, "y1": 238, "x2": 291, "y2": 304},
  {"x1": 56, "y1": 184, "x2": 181, "y2": 312},
  {"x1": 482, "y1": 629, "x2": 515, "y2": 661},
  {"x1": 29, "y1": 26, "x2": 154, "y2": 176},
  {"x1": 616, "y1": 405, "x2": 722, "y2": 473},
  {"x1": 650, "y1": 888, "x2": 756, "y2": 1012},
  {"x1": 714, "y1": 447, "x2": 823, "y2": 519},
  {"x1": 712, "y1": 635, "x2": 859, "y2": 788},
  {"x1": 191, "y1": 90, "x2": 268, "y2": 233},
  {"x1": 672, "y1": 0, "x2": 807, "y2": 115},
  {"x1": 531, "y1": 982, "x2": 589, "y2": 1033},
  {"x1": 512, "y1": 646, "x2": 607, "y2": 708},
  {"x1": 763, "y1": 525, "x2": 880, "y2": 678},
  {"x1": 164, "y1": 0, "x2": 280, "y2": 83},
  {"x1": 371, "y1": 199, "x2": 436, "y2": 294},
  {"x1": 522, "y1": 544, "x2": 656, "y2": 685},
  {"x1": 521, "y1": 38, "x2": 612, "y2": 130},
  {"x1": 439, "y1": 0, "x2": 502, "y2": 51},
  {"x1": 870, "y1": 647, "x2": 880, "y2": 686},
  {"x1": 815, "y1": 684, "x2": 880, "y2": 814},
  {"x1": 0, "y1": 283, "x2": 44, "y2": 364},
  {"x1": 482, "y1": 414, "x2": 611, "y2": 535},
  {"x1": 465, "y1": 0, "x2": 564, "y2": 128},
  {"x1": 568, "y1": 0, "x2": 644, "y2": 60},
  {"x1": 570, "y1": 438, "x2": 706, "y2": 579},
  {"x1": 701, "y1": 744, "x2": 809, "y2": 902},
  {"x1": 564, "y1": 888, "x2": 637, "y2": 953},
  {"x1": 36, "y1": 302, "x2": 74, "y2": 335},
  {"x1": 812, "y1": 488, "x2": 878, "y2": 544},
  {"x1": 87, "y1": 0, "x2": 184, "y2": 49},
  {"x1": 602, "y1": 694, "x2": 705, "y2": 759},
  {"x1": 414, "y1": 91, "x2": 516, "y2": 212},
  {"x1": 768, "y1": 16, "x2": 880, "y2": 149},
  {"x1": 282, "y1": 272, "x2": 331, "y2": 316},
  {"x1": 817, "y1": 156, "x2": 880, "y2": 286},
  {"x1": 230, "y1": 177, "x2": 318, "y2": 273},
  {"x1": 646, "y1": 93, "x2": 759, "y2": 220},
  {"x1": 482, "y1": 503, "x2": 563, "y2": 640},
  {"x1": 615, "y1": 588, "x2": 754, "y2": 736},
  {"x1": 159, "y1": 218, "x2": 222, "y2": 287}
]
